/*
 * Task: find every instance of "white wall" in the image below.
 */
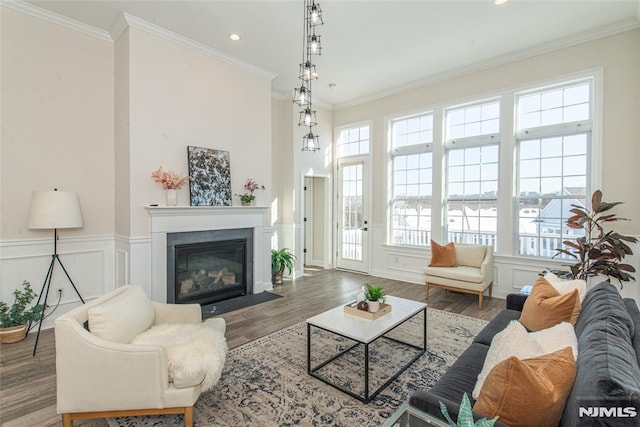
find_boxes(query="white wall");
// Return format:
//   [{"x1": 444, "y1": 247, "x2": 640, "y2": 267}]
[
  {"x1": 271, "y1": 97, "x2": 334, "y2": 276},
  {"x1": 0, "y1": 6, "x2": 115, "y2": 327},
  {"x1": 0, "y1": 6, "x2": 274, "y2": 327},
  {"x1": 117, "y1": 27, "x2": 273, "y2": 291},
  {"x1": 333, "y1": 28, "x2": 640, "y2": 302}
]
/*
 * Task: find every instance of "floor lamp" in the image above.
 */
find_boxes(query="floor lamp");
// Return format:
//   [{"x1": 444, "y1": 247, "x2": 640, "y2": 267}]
[{"x1": 28, "y1": 189, "x2": 85, "y2": 356}]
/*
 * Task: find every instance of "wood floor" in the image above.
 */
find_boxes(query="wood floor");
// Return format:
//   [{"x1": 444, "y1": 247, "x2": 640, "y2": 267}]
[{"x1": 0, "y1": 268, "x2": 505, "y2": 427}]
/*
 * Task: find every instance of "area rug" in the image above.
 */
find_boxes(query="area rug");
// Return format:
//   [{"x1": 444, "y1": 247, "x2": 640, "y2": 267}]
[{"x1": 110, "y1": 308, "x2": 486, "y2": 427}]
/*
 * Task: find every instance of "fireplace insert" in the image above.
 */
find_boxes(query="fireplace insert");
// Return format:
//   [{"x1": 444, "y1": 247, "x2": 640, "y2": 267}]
[{"x1": 167, "y1": 228, "x2": 253, "y2": 305}]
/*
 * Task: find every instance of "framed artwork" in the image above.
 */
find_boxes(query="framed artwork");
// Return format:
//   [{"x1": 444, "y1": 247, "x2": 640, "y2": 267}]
[{"x1": 187, "y1": 146, "x2": 232, "y2": 206}]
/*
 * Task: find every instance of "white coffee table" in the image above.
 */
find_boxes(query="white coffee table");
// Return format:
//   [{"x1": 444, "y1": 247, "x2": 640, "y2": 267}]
[{"x1": 306, "y1": 295, "x2": 427, "y2": 403}]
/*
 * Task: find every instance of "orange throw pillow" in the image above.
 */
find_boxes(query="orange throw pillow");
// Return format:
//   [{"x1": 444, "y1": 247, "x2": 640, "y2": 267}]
[
  {"x1": 519, "y1": 276, "x2": 581, "y2": 331},
  {"x1": 473, "y1": 347, "x2": 576, "y2": 427},
  {"x1": 428, "y1": 240, "x2": 456, "y2": 267}
]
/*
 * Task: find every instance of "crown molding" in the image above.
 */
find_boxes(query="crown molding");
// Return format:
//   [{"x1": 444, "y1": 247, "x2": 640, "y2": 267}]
[
  {"x1": 119, "y1": 13, "x2": 277, "y2": 81},
  {"x1": 271, "y1": 90, "x2": 291, "y2": 102},
  {"x1": 0, "y1": 1, "x2": 277, "y2": 81},
  {"x1": 0, "y1": 0, "x2": 112, "y2": 41},
  {"x1": 335, "y1": 18, "x2": 640, "y2": 111}
]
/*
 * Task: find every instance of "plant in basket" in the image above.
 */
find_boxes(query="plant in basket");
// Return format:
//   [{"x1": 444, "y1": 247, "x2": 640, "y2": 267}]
[{"x1": 0, "y1": 281, "x2": 45, "y2": 344}]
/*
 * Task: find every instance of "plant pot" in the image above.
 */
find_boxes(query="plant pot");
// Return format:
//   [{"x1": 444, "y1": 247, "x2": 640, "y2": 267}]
[
  {"x1": 272, "y1": 267, "x2": 285, "y2": 285},
  {"x1": 0, "y1": 323, "x2": 28, "y2": 344},
  {"x1": 368, "y1": 300, "x2": 380, "y2": 313}
]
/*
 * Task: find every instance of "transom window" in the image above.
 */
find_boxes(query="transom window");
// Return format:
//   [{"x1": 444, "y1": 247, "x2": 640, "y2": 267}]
[
  {"x1": 389, "y1": 113, "x2": 433, "y2": 247},
  {"x1": 447, "y1": 100, "x2": 500, "y2": 140},
  {"x1": 337, "y1": 125, "x2": 370, "y2": 157},
  {"x1": 518, "y1": 81, "x2": 590, "y2": 129}
]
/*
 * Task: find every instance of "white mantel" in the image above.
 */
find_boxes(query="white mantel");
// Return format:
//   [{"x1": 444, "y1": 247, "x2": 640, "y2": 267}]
[{"x1": 145, "y1": 206, "x2": 273, "y2": 302}]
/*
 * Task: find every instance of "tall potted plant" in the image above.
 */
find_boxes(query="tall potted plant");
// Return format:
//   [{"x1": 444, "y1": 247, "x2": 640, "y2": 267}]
[
  {"x1": 0, "y1": 281, "x2": 45, "y2": 343},
  {"x1": 554, "y1": 190, "x2": 638, "y2": 287},
  {"x1": 271, "y1": 248, "x2": 296, "y2": 285}
]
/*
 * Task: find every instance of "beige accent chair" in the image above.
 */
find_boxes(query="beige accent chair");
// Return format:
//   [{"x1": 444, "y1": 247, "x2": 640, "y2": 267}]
[
  {"x1": 55, "y1": 285, "x2": 225, "y2": 427},
  {"x1": 424, "y1": 244, "x2": 494, "y2": 309}
]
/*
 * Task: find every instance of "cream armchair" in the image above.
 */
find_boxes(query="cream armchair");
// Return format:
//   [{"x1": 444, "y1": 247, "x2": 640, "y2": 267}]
[
  {"x1": 424, "y1": 244, "x2": 494, "y2": 309},
  {"x1": 55, "y1": 285, "x2": 226, "y2": 427}
]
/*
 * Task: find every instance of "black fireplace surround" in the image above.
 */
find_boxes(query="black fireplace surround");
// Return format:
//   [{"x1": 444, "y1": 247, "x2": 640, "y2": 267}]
[{"x1": 166, "y1": 228, "x2": 254, "y2": 306}]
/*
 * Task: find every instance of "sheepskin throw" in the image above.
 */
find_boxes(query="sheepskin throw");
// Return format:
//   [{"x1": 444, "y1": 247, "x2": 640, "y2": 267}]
[{"x1": 132, "y1": 323, "x2": 227, "y2": 392}]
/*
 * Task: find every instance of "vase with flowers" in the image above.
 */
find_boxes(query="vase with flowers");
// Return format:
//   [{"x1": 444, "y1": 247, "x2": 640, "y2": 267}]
[
  {"x1": 151, "y1": 166, "x2": 190, "y2": 206},
  {"x1": 236, "y1": 178, "x2": 265, "y2": 206}
]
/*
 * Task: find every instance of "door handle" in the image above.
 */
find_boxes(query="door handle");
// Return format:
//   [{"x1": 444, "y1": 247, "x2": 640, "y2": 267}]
[{"x1": 360, "y1": 227, "x2": 368, "y2": 231}]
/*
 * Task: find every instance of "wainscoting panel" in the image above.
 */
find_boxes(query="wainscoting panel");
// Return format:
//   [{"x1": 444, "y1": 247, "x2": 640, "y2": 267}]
[{"x1": 0, "y1": 236, "x2": 115, "y2": 330}]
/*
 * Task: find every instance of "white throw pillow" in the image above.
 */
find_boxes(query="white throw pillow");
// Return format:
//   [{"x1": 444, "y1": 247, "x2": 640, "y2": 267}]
[
  {"x1": 544, "y1": 272, "x2": 587, "y2": 303},
  {"x1": 543, "y1": 271, "x2": 562, "y2": 283},
  {"x1": 529, "y1": 321, "x2": 578, "y2": 360},
  {"x1": 472, "y1": 320, "x2": 543, "y2": 399},
  {"x1": 88, "y1": 286, "x2": 155, "y2": 344},
  {"x1": 551, "y1": 279, "x2": 587, "y2": 303},
  {"x1": 132, "y1": 322, "x2": 228, "y2": 392}
]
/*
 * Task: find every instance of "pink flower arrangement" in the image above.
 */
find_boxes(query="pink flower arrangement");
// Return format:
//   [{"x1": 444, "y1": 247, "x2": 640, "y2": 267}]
[{"x1": 151, "y1": 166, "x2": 190, "y2": 190}]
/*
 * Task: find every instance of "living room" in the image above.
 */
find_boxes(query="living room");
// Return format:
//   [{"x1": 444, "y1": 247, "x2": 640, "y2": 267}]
[{"x1": 1, "y1": 0, "x2": 640, "y2": 425}]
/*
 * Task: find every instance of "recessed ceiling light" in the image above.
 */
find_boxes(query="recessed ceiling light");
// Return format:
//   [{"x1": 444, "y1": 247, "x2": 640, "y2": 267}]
[
  {"x1": 494, "y1": 0, "x2": 508, "y2": 4},
  {"x1": 229, "y1": 33, "x2": 241, "y2": 41}
]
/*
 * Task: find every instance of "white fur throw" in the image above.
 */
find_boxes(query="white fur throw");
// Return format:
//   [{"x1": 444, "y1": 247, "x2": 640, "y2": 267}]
[{"x1": 132, "y1": 323, "x2": 227, "y2": 392}]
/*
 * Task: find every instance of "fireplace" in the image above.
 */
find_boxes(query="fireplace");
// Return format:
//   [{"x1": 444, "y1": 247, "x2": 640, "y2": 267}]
[{"x1": 167, "y1": 228, "x2": 254, "y2": 305}]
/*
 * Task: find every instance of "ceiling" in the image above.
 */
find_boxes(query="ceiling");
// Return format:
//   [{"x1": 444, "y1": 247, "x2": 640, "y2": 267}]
[{"x1": 25, "y1": 0, "x2": 640, "y2": 108}]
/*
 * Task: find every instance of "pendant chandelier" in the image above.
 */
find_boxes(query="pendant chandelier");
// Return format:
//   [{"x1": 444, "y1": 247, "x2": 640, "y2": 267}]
[{"x1": 294, "y1": 0, "x2": 323, "y2": 152}]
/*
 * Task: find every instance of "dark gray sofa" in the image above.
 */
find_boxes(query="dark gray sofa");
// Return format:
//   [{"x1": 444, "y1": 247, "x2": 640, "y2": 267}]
[{"x1": 410, "y1": 282, "x2": 640, "y2": 426}]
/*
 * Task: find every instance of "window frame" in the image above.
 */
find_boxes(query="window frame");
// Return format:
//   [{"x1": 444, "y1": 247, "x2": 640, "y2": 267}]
[
  {"x1": 387, "y1": 111, "x2": 435, "y2": 248},
  {"x1": 514, "y1": 78, "x2": 595, "y2": 259},
  {"x1": 443, "y1": 99, "x2": 501, "y2": 248}
]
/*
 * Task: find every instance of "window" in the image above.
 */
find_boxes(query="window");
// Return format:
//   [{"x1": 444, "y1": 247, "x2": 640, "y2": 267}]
[
  {"x1": 382, "y1": 74, "x2": 599, "y2": 260},
  {"x1": 445, "y1": 100, "x2": 500, "y2": 247},
  {"x1": 337, "y1": 125, "x2": 370, "y2": 157},
  {"x1": 516, "y1": 80, "x2": 591, "y2": 258},
  {"x1": 389, "y1": 113, "x2": 433, "y2": 246}
]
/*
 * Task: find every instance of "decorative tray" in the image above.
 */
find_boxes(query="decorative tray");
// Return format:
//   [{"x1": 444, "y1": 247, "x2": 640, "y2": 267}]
[{"x1": 344, "y1": 301, "x2": 392, "y2": 320}]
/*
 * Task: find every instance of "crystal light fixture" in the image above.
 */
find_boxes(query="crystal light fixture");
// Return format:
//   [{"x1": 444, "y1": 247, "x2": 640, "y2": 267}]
[{"x1": 294, "y1": 0, "x2": 324, "y2": 152}]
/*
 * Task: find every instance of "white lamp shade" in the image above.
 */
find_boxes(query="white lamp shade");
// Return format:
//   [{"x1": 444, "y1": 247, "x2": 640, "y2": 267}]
[{"x1": 27, "y1": 190, "x2": 83, "y2": 229}]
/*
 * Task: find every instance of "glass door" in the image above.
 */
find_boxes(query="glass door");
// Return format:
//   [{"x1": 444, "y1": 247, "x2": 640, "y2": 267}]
[{"x1": 337, "y1": 160, "x2": 369, "y2": 272}]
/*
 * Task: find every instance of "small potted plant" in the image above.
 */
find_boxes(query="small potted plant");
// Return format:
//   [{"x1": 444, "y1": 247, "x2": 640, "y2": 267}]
[
  {"x1": 271, "y1": 248, "x2": 296, "y2": 285},
  {"x1": 236, "y1": 178, "x2": 266, "y2": 206},
  {"x1": 0, "y1": 281, "x2": 45, "y2": 344},
  {"x1": 364, "y1": 284, "x2": 386, "y2": 313}
]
